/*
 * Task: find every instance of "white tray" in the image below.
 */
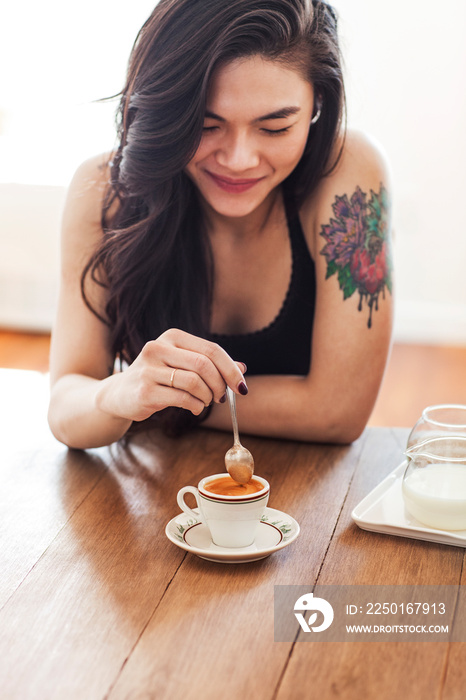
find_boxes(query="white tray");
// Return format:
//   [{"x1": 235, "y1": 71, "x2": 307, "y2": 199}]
[{"x1": 351, "y1": 461, "x2": 466, "y2": 548}]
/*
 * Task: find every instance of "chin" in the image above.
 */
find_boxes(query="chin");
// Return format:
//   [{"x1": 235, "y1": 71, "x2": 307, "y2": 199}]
[
  {"x1": 200, "y1": 185, "x2": 277, "y2": 219},
  {"x1": 207, "y1": 200, "x2": 263, "y2": 218}
]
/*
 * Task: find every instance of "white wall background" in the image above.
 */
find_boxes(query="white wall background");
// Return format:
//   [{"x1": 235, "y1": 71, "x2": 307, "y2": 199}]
[{"x1": 1, "y1": 0, "x2": 465, "y2": 341}]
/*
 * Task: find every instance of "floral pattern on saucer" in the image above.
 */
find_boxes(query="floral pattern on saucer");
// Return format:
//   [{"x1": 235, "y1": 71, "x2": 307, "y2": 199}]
[
  {"x1": 165, "y1": 507, "x2": 300, "y2": 564},
  {"x1": 261, "y1": 513, "x2": 294, "y2": 539},
  {"x1": 174, "y1": 517, "x2": 199, "y2": 542}
]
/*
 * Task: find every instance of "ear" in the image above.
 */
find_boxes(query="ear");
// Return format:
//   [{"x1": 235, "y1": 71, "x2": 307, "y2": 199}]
[{"x1": 311, "y1": 95, "x2": 322, "y2": 125}]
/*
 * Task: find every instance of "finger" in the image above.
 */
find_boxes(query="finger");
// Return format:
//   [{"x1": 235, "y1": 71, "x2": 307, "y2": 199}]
[
  {"x1": 161, "y1": 330, "x2": 247, "y2": 396},
  {"x1": 147, "y1": 341, "x2": 226, "y2": 402},
  {"x1": 166, "y1": 367, "x2": 213, "y2": 407},
  {"x1": 156, "y1": 386, "x2": 207, "y2": 416}
]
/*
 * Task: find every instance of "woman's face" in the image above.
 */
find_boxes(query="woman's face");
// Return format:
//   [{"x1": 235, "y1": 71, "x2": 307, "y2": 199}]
[{"x1": 185, "y1": 55, "x2": 315, "y2": 219}]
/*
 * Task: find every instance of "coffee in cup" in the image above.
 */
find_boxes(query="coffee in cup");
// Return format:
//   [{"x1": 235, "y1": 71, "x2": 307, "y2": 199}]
[
  {"x1": 203, "y1": 475, "x2": 264, "y2": 497},
  {"x1": 177, "y1": 473, "x2": 269, "y2": 548}
]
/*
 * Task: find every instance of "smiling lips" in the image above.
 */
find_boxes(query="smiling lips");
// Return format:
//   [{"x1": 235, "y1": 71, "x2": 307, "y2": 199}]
[{"x1": 205, "y1": 170, "x2": 265, "y2": 193}]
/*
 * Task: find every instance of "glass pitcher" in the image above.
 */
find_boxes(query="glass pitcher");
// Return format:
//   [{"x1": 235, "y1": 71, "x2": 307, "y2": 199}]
[
  {"x1": 403, "y1": 436, "x2": 466, "y2": 531},
  {"x1": 407, "y1": 404, "x2": 466, "y2": 449}
]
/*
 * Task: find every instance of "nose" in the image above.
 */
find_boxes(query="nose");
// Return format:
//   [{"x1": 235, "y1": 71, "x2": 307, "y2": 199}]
[{"x1": 215, "y1": 130, "x2": 260, "y2": 172}]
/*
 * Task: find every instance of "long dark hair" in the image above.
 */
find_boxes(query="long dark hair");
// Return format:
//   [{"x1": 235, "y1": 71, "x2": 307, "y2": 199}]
[{"x1": 82, "y1": 0, "x2": 345, "y2": 431}]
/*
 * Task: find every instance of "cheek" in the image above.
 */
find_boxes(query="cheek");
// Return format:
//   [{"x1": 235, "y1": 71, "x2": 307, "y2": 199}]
[
  {"x1": 271, "y1": 132, "x2": 309, "y2": 171},
  {"x1": 290, "y1": 126, "x2": 311, "y2": 158}
]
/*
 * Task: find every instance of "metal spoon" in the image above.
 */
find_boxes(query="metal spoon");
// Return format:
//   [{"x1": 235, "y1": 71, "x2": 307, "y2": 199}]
[{"x1": 224, "y1": 386, "x2": 254, "y2": 484}]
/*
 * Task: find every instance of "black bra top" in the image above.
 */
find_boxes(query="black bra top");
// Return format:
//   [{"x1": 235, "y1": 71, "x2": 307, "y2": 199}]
[{"x1": 209, "y1": 210, "x2": 316, "y2": 376}]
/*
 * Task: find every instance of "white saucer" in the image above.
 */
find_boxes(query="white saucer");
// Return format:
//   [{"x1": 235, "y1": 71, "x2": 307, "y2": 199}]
[
  {"x1": 352, "y1": 461, "x2": 466, "y2": 548},
  {"x1": 165, "y1": 506, "x2": 300, "y2": 563}
]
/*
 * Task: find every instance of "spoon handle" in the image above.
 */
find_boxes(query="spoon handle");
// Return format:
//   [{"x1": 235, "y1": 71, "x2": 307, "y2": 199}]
[{"x1": 226, "y1": 387, "x2": 241, "y2": 446}]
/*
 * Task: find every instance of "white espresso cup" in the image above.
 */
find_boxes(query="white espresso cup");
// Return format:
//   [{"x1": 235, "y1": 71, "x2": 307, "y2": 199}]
[{"x1": 177, "y1": 474, "x2": 270, "y2": 548}]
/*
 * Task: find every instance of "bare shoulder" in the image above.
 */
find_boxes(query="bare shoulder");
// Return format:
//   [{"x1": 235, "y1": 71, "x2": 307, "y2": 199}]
[
  {"x1": 62, "y1": 152, "x2": 114, "y2": 239},
  {"x1": 70, "y1": 150, "x2": 113, "y2": 187},
  {"x1": 336, "y1": 129, "x2": 391, "y2": 179},
  {"x1": 300, "y1": 129, "x2": 391, "y2": 256},
  {"x1": 59, "y1": 152, "x2": 115, "y2": 286}
]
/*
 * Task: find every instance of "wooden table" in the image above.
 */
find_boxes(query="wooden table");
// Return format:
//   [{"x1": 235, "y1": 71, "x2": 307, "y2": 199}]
[{"x1": 0, "y1": 368, "x2": 465, "y2": 700}]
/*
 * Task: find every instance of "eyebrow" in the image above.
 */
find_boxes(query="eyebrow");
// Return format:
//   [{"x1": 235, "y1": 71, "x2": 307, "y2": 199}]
[{"x1": 204, "y1": 106, "x2": 301, "y2": 123}]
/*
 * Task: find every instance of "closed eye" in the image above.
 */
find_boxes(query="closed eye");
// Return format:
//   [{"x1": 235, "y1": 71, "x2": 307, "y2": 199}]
[
  {"x1": 202, "y1": 124, "x2": 292, "y2": 135},
  {"x1": 261, "y1": 126, "x2": 292, "y2": 135}
]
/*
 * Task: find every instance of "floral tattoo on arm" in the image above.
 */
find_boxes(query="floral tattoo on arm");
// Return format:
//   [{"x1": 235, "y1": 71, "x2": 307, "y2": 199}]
[{"x1": 319, "y1": 184, "x2": 392, "y2": 328}]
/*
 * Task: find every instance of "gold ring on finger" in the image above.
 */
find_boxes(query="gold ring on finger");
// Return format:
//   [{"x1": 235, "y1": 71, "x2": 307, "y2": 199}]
[{"x1": 169, "y1": 368, "x2": 177, "y2": 388}]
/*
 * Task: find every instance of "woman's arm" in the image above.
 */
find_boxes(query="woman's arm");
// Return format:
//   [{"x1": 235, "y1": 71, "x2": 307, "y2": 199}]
[
  {"x1": 48, "y1": 153, "x2": 129, "y2": 448},
  {"x1": 48, "y1": 155, "x2": 247, "y2": 449},
  {"x1": 204, "y1": 131, "x2": 393, "y2": 443}
]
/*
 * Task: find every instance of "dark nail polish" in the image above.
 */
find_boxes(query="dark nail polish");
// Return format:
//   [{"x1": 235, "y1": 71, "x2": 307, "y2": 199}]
[
  {"x1": 219, "y1": 393, "x2": 226, "y2": 403},
  {"x1": 238, "y1": 381, "x2": 248, "y2": 396}
]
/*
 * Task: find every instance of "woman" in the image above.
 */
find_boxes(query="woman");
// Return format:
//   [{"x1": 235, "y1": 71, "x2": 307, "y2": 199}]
[{"x1": 48, "y1": 0, "x2": 393, "y2": 449}]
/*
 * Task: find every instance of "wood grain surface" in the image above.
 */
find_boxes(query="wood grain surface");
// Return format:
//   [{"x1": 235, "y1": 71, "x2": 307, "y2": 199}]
[{"x1": 0, "y1": 368, "x2": 465, "y2": 700}]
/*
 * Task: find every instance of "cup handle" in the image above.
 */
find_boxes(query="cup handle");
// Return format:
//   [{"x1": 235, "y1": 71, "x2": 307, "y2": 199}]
[{"x1": 177, "y1": 486, "x2": 202, "y2": 522}]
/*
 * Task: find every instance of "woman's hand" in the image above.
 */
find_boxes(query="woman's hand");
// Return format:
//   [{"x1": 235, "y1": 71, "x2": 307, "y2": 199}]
[{"x1": 95, "y1": 328, "x2": 247, "y2": 422}]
